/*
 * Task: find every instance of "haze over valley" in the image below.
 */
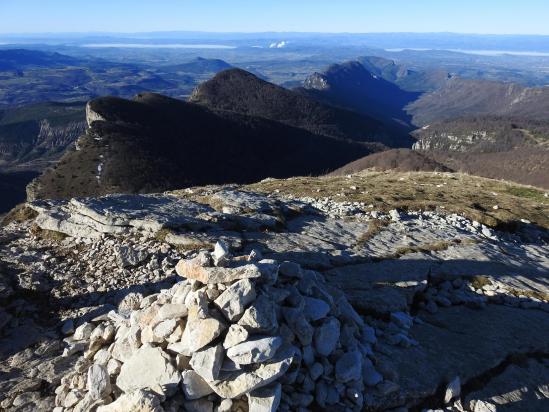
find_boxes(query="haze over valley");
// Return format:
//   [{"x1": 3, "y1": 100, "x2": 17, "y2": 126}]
[{"x1": 1, "y1": 32, "x2": 548, "y2": 212}]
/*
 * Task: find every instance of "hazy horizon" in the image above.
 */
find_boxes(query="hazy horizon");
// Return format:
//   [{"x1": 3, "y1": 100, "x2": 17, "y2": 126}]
[
  {"x1": 1, "y1": 0, "x2": 549, "y2": 35},
  {"x1": 2, "y1": 31, "x2": 549, "y2": 36}
]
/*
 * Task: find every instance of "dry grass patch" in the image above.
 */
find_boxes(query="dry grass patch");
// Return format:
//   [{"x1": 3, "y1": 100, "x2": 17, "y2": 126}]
[
  {"x1": 29, "y1": 224, "x2": 68, "y2": 242},
  {"x1": 507, "y1": 288, "x2": 549, "y2": 302},
  {"x1": 356, "y1": 219, "x2": 390, "y2": 245},
  {"x1": 1, "y1": 204, "x2": 38, "y2": 226},
  {"x1": 246, "y1": 171, "x2": 549, "y2": 229},
  {"x1": 469, "y1": 275, "x2": 492, "y2": 290},
  {"x1": 154, "y1": 228, "x2": 173, "y2": 243},
  {"x1": 390, "y1": 238, "x2": 477, "y2": 258}
]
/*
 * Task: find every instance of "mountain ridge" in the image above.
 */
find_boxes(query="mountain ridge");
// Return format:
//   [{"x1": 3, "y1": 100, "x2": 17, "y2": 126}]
[
  {"x1": 295, "y1": 60, "x2": 419, "y2": 142},
  {"x1": 407, "y1": 77, "x2": 549, "y2": 125},
  {"x1": 189, "y1": 68, "x2": 403, "y2": 148},
  {"x1": 27, "y1": 92, "x2": 375, "y2": 200}
]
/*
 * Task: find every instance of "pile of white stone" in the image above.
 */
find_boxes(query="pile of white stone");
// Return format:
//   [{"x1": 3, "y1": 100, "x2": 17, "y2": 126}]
[{"x1": 53, "y1": 242, "x2": 378, "y2": 412}]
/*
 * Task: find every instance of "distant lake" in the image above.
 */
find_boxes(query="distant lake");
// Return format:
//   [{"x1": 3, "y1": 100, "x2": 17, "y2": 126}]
[
  {"x1": 81, "y1": 43, "x2": 237, "y2": 49},
  {"x1": 386, "y1": 48, "x2": 549, "y2": 57}
]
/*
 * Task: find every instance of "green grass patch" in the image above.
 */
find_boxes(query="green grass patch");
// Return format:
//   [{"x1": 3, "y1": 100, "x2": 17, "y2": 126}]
[{"x1": 506, "y1": 186, "x2": 545, "y2": 201}]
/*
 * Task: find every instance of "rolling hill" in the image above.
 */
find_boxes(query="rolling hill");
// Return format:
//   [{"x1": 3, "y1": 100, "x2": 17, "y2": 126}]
[
  {"x1": 328, "y1": 148, "x2": 452, "y2": 175},
  {"x1": 0, "y1": 49, "x2": 84, "y2": 71}
]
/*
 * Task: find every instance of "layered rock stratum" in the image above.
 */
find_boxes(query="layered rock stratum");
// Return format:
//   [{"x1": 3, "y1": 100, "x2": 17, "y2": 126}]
[{"x1": 0, "y1": 175, "x2": 548, "y2": 411}]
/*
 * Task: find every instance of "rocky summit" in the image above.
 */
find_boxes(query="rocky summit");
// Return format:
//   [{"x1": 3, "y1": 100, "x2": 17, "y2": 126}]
[{"x1": 0, "y1": 181, "x2": 548, "y2": 412}]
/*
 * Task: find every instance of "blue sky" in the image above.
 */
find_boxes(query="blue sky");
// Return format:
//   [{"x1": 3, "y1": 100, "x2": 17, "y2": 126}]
[{"x1": 0, "y1": 0, "x2": 548, "y2": 35}]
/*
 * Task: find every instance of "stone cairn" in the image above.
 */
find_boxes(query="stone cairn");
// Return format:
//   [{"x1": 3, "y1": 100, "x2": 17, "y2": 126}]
[{"x1": 53, "y1": 242, "x2": 378, "y2": 412}]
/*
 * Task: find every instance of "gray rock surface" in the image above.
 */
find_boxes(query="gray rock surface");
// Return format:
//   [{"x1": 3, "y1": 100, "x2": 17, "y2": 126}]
[
  {"x1": 190, "y1": 343, "x2": 224, "y2": 381},
  {"x1": 373, "y1": 304, "x2": 549, "y2": 409},
  {"x1": 181, "y1": 370, "x2": 215, "y2": 400},
  {"x1": 1, "y1": 186, "x2": 548, "y2": 412},
  {"x1": 214, "y1": 278, "x2": 256, "y2": 320},
  {"x1": 464, "y1": 358, "x2": 549, "y2": 412},
  {"x1": 226, "y1": 336, "x2": 282, "y2": 365},
  {"x1": 116, "y1": 345, "x2": 180, "y2": 394}
]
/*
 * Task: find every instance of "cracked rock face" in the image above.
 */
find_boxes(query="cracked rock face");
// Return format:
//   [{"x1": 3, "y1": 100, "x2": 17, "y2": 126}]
[{"x1": 0, "y1": 187, "x2": 548, "y2": 411}]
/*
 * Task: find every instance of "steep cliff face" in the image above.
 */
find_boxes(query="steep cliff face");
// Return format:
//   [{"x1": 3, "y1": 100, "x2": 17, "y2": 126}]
[
  {"x1": 85, "y1": 100, "x2": 107, "y2": 127},
  {"x1": 0, "y1": 119, "x2": 85, "y2": 167},
  {"x1": 0, "y1": 102, "x2": 86, "y2": 170},
  {"x1": 411, "y1": 116, "x2": 549, "y2": 153},
  {"x1": 412, "y1": 129, "x2": 496, "y2": 152}
]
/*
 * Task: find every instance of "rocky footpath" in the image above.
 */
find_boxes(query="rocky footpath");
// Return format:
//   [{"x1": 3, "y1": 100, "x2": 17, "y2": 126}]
[{"x1": 0, "y1": 187, "x2": 548, "y2": 411}]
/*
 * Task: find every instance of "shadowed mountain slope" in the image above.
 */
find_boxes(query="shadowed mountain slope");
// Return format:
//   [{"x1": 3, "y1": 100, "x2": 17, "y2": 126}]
[
  {"x1": 296, "y1": 61, "x2": 420, "y2": 136},
  {"x1": 427, "y1": 148, "x2": 549, "y2": 189},
  {"x1": 357, "y1": 56, "x2": 452, "y2": 92},
  {"x1": 27, "y1": 93, "x2": 374, "y2": 200},
  {"x1": 189, "y1": 68, "x2": 402, "y2": 148}
]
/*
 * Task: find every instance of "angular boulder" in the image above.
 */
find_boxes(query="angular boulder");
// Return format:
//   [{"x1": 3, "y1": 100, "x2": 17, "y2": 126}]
[
  {"x1": 181, "y1": 370, "x2": 215, "y2": 400},
  {"x1": 247, "y1": 383, "x2": 282, "y2": 412},
  {"x1": 116, "y1": 345, "x2": 180, "y2": 394},
  {"x1": 176, "y1": 260, "x2": 262, "y2": 284},
  {"x1": 96, "y1": 389, "x2": 163, "y2": 412},
  {"x1": 238, "y1": 295, "x2": 278, "y2": 332},
  {"x1": 214, "y1": 279, "x2": 256, "y2": 321},
  {"x1": 180, "y1": 308, "x2": 227, "y2": 353},
  {"x1": 226, "y1": 336, "x2": 282, "y2": 365},
  {"x1": 190, "y1": 343, "x2": 224, "y2": 382},
  {"x1": 209, "y1": 346, "x2": 297, "y2": 399},
  {"x1": 87, "y1": 364, "x2": 112, "y2": 400}
]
